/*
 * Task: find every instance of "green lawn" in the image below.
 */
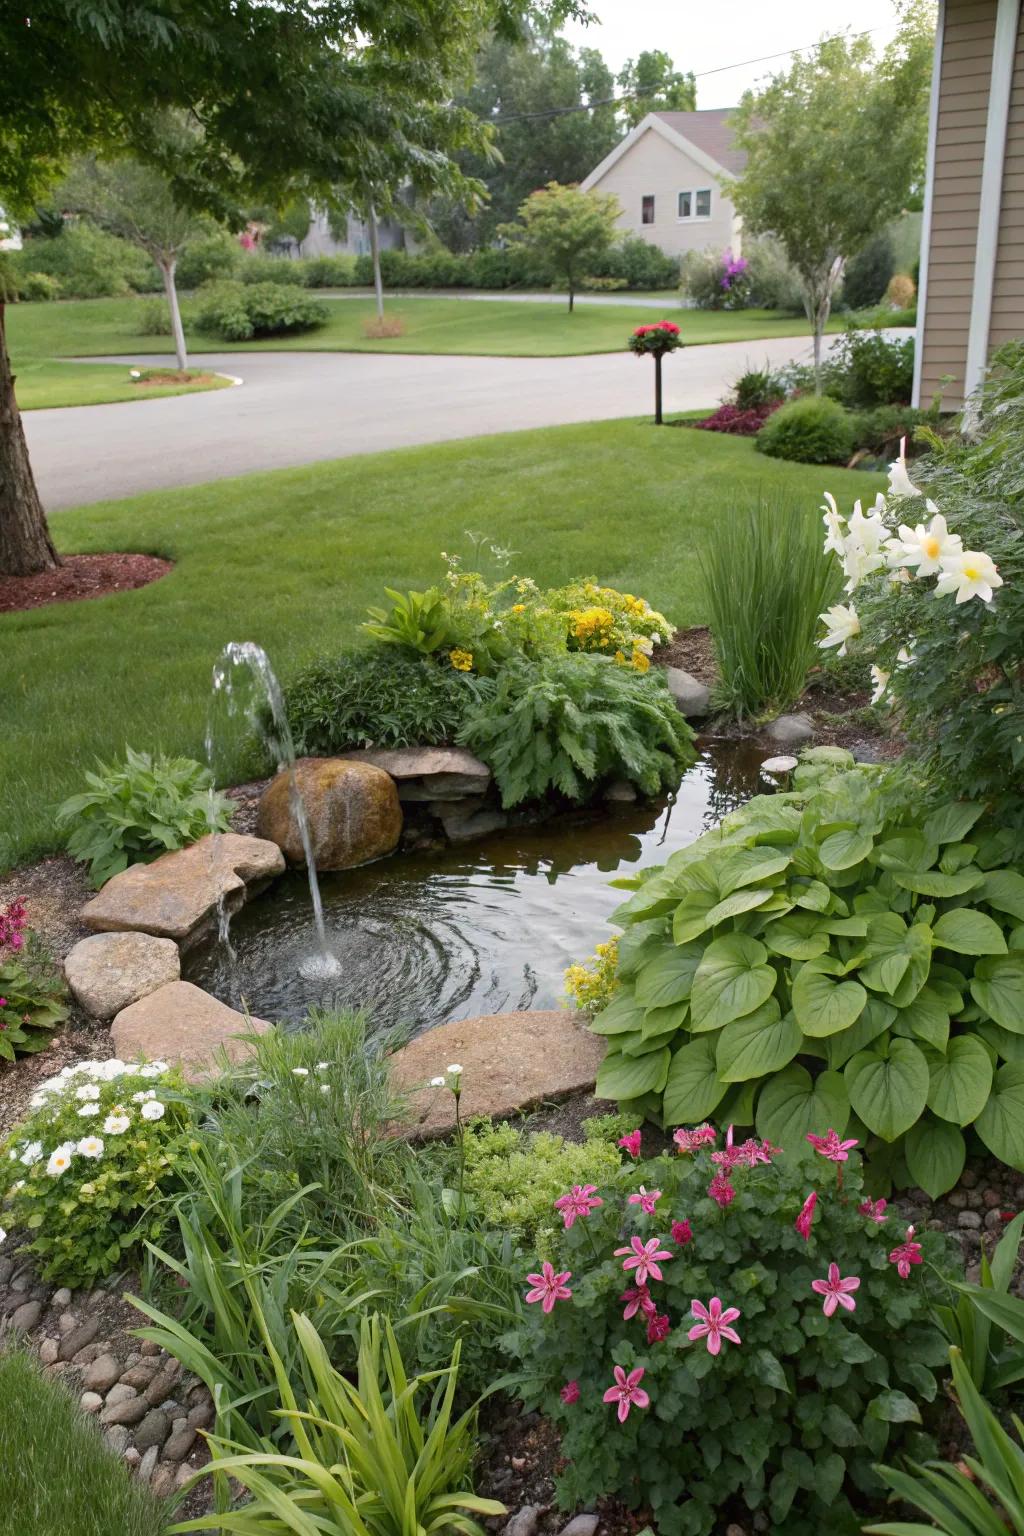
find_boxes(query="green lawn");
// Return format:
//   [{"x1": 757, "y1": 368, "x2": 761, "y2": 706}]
[
  {"x1": 15, "y1": 358, "x2": 233, "y2": 410},
  {"x1": 6, "y1": 293, "x2": 840, "y2": 365},
  {"x1": 0, "y1": 420, "x2": 882, "y2": 871}
]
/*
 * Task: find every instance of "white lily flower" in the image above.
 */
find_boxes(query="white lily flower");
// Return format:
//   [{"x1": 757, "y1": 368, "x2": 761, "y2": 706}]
[
  {"x1": 0, "y1": 1228, "x2": 5, "y2": 1247},
  {"x1": 870, "y1": 665, "x2": 890, "y2": 704},
  {"x1": 887, "y1": 504, "x2": 963, "y2": 576},
  {"x1": 934, "y1": 551, "x2": 1003, "y2": 605},
  {"x1": 76, "y1": 1136, "x2": 104, "y2": 1159},
  {"x1": 821, "y1": 492, "x2": 846, "y2": 557},
  {"x1": 888, "y1": 437, "x2": 922, "y2": 499},
  {"x1": 818, "y1": 603, "x2": 861, "y2": 656},
  {"x1": 896, "y1": 645, "x2": 915, "y2": 666}
]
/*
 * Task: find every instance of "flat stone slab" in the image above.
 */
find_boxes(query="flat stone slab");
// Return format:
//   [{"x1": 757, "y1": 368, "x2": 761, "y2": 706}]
[
  {"x1": 340, "y1": 746, "x2": 491, "y2": 800},
  {"x1": 664, "y1": 666, "x2": 710, "y2": 718},
  {"x1": 64, "y1": 931, "x2": 180, "y2": 1020},
  {"x1": 390, "y1": 1011, "x2": 606, "y2": 1138},
  {"x1": 111, "y1": 981, "x2": 270, "y2": 1079},
  {"x1": 81, "y1": 833, "x2": 285, "y2": 945}
]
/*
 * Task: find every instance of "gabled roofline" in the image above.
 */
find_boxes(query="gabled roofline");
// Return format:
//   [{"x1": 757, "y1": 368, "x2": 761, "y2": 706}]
[{"x1": 579, "y1": 112, "x2": 737, "y2": 192}]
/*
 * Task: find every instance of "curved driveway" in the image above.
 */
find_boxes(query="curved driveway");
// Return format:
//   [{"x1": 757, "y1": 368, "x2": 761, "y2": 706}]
[{"x1": 26, "y1": 333, "x2": 873, "y2": 510}]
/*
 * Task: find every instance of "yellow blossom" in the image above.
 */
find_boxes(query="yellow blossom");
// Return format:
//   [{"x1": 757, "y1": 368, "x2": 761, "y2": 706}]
[
  {"x1": 613, "y1": 650, "x2": 627, "y2": 665},
  {"x1": 512, "y1": 603, "x2": 526, "y2": 614},
  {"x1": 631, "y1": 650, "x2": 650, "y2": 673},
  {"x1": 449, "y1": 648, "x2": 474, "y2": 672}
]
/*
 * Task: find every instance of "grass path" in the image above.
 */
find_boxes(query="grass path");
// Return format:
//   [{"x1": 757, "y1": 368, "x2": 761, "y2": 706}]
[{"x1": 0, "y1": 420, "x2": 881, "y2": 870}]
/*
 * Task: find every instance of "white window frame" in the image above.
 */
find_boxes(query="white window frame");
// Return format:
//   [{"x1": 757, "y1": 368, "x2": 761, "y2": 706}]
[{"x1": 678, "y1": 188, "x2": 713, "y2": 222}]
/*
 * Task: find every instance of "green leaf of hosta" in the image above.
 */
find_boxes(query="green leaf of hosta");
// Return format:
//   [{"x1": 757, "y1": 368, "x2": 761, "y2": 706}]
[
  {"x1": 980, "y1": 870, "x2": 1024, "y2": 924},
  {"x1": 762, "y1": 912, "x2": 830, "y2": 961},
  {"x1": 904, "y1": 1116, "x2": 966, "y2": 1197},
  {"x1": 866, "y1": 1389, "x2": 922, "y2": 1425},
  {"x1": 702, "y1": 887, "x2": 776, "y2": 929},
  {"x1": 716, "y1": 1002, "x2": 802, "y2": 1082},
  {"x1": 974, "y1": 1062, "x2": 1024, "y2": 1169},
  {"x1": 589, "y1": 991, "x2": 645, "y2": 1036},
  {"x1": 716, "y1": 847, "x2": 792, "y2": 896},
  {"x1": 819, "y1": 827, "x2": 874, "y2": 871},
  {"x1": 922, "y1": 801, "x2": 986, "y2": 846},
  {"x1": 926, "y1": 1035, "x2": 993, "y2": 1125},
  {"x1": 662, "y1": 1035, "x2": 729, "y2": 1125},
  {"x1": 792, "y1": 957, "x2": 867, "y2": 1038},
  {"x1": 595, "y1": 1045, "x2": 671, "y2": 1101},
  {"x1": 933, "y1": 909, "x2": 1007, "y2": 957},
  {"x1": 634, "y1": 943, "x2": 704, "y2": 1009},
  {"x1": 977, "y1": 1020, "x2": 1024, "y2": 1061},
  {"x1": 971, "y1": 954, "x2": 1024, "y2": 1033},
  {"x1": 892, "y1": 986, "x2": 950, "y2": 1053},
  {"x1": 689, "y1": 934, "x2": 777, "y2": 1033},
  {"x1": 892, "y1": 867, "x2": 985, "y2": 898},
  {"x1": 825, "y1": 997, "x2": 897, "y2": 1070},
  {"x1": 846, "y1": 1038, "x2": 930, "y2": 1142},
  {"x1": 755, "y1": 1063, "x2": 850, "y2": 1150}
]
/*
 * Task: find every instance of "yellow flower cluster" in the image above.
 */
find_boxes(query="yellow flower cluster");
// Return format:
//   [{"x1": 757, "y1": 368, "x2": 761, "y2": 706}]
[
  {"x1": 564, "y1": 938, "x2": 620, "y2": 1014},
  {"x1": 570, "y1": 606, "x2": 616, "y2": 650},
  {"x1": 449, "y1": 648, "x2": 474, "y2": 672},
  {"x1": 613, "y1": 648, "x2": 652, "y2": 673}
]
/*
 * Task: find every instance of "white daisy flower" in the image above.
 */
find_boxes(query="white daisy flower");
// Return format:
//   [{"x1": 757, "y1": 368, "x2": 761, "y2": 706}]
[
  {"x1": 139, "y1": 1063, "x2": 164, "y2": 1078},
  {"x1": 447, "y1": 1063, "x2": 463, "y2": 1076},
  {"x1": 75, "y1": 1083, "x2": 101, "y2": 1101},
  {"x1": 140, "y1": 1100, "x2": 166, "y2": 1121},
  {"x1": 46, "y1": 1144, "x2": 74, "y2": 1178},
  {"x1": 77, "y1": 1136, "x2": 104, "y2": 1159},
  {"x1": 103, "y1": 1115, "x2": 131, "y2": 1135},
  {"x1": 77, "y1": 1102, "x2": 101, "y2": 1117},
  {"x1": 19, "y1": 1141, "x2": 43, "y2": 1166}
]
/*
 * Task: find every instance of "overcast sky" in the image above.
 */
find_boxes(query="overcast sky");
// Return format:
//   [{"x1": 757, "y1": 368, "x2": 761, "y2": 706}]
[{"x1": 559, "y1": 0, "x2": 906, "y2": 109}]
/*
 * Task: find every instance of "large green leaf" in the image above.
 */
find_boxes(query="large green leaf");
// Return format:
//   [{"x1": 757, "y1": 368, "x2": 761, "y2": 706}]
[
  {"x1": 589, "y1": 991, "x2": 646, "y2": 1036},
  {"x1": 892, "y1": 867, "x2": 985, "y2": 898},
  {"x1": 762, "y1": 912, "x2": 830, "y2": 961},
  {"x1": 792, "y1": 957, "x2": 867, "y2": 1038},
  {"x1": 981, "y1": 870, "x2": 1024, "y2": 923},
  {"x1": 974, "y1": 1062, "x2": 1024, "y2": 1169},
  {"x1": 977, "y1": 1020, "x2": 1024, "y2": 1061},
  {"x1": 716, "y1": 1002, "x2": 802, "y2": 1083},
  {"x1": 926, "y1": 1036, "x2": 993, "y2": 1125},
  {"x1": 635, "y1": 943, "x2": 704, "y2": 1009},
  {"x1": 790, "y1": 879, "x2": 832, "y2": 912},
  {"x1": 825, "y1": 997, "x2": 896, "y2": 1070},
  {"x1": 596, "y1": 1045, "x2": 671, "y2": 1101},
  {"x1": 904, "y1": 1116, "x2": 967, "y2": 1197},
  {"x1": 672, "y1": 890, "x2": 722, "y2": 944},
  {"x1": 971, "y1": 954, "x2": 1024, "y2": 1033},
  {"x1": 893, "y1": 986, "x2": 949, "y2": 1052},
  {"x1": 846, "y1": 1039, "x2": 929, "y2": 1141},
  {"x1": 933, "y1": 909, "x2": 1007, "y2": 957},
  {"x1": 858, "y1": 914, "x2": 932, "y2": 1002},
  {"x1": 690, "y1": 934, "x2": 777, "y2": 1033},
  {"x1": 716, "y1": 847, "x2": 792, "y2": 896},
  {"x1": 755, "y1": 1064, "x2": 850, "y2": 1150},
  {"x1": 819, "y1": 827, "x2": 873, "y2": 871},
  {"x1": 922, "y1": 801, "x2": 986, "y2": 845},
  {"x1": 702, "y1": 887, "x2": 776, "y2": 929},
  {"x1": 662, "y1": 1035, "x2": 729, "y2": 1125}
]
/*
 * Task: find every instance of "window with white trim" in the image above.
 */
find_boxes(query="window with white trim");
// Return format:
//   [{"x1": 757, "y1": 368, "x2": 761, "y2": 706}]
[
  {"x1": 641, "y1": 194, "x2": 655, "y2": 225},
  {"x1": 678, "y1": 189, "x2": 713, "y2": 220}
]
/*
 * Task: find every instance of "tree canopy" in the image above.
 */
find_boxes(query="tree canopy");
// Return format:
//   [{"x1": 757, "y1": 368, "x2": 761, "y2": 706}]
[
  {"x1": 500, "y1": 180, "x2": 620, "y2": 310},
  {"x1": 617, "y1": 50, "x2": 696, "y2": 128}
]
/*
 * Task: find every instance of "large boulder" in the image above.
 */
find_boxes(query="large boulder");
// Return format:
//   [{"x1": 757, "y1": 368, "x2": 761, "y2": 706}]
[
  {"x1": 664, "y1": 666, "x2": 710, "y2": 717},
  {"x1": 111, "y1": 980, "x2": 270, "y2": 1080},
  {"x1": 64, "y1": 931, "x2": 180, "y2": 1020},
  {"x1": 81, "y1": 834, "x2": 285, "y2": 946},
  {"x1": 339, "y1": 746, "x2": 491, "y2": 801},
  {"x1": 256, "y1": 758, "x2": 402, "y2": 870}
]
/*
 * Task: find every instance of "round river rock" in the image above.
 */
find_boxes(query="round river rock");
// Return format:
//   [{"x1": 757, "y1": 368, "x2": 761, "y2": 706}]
[{"x1": 256, "y1": 758, "x2": 402, "y2": 870}]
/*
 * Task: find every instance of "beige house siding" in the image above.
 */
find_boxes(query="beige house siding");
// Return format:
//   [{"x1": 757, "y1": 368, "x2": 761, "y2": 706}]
[
  {"x1": 990, "y1": 9, "x2": 1024, "y2": 345},
  {"x1": 583, "y1": 130, "x2": 741, "y2": 259}
]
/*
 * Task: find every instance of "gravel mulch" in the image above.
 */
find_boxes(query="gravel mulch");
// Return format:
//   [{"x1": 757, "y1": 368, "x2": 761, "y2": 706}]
[{"x1": 0, "y1": 553, "x2": 172, "y2": 614}]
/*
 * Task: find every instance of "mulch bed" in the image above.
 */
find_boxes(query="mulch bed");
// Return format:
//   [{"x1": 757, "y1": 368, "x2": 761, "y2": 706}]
[{"x1": 0, "y1": 553, "x2": 172, "y2": 614}]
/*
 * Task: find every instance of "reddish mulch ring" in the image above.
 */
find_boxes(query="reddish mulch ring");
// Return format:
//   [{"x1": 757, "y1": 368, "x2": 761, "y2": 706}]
[{"x1": 0, "y1": 552, "x2": 172, "y2": 614}]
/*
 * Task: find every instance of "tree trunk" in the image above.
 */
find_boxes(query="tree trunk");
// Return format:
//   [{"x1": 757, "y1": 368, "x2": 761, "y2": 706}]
[
  {"x1": 368, "y1": 206, "x2": 384, "y2": 320},
  {"x1": 568, "y1": 279, "x2": 574, "y2": 314},
  {"x1": 161, "y1": 260, "x2": 188, "y2": 371},
  {"x1": 0, "y1": 301, "x2": 60, "y2": 577},
  {"x1": 654, "y1": 352, "x2": 663, "y2": 425}
]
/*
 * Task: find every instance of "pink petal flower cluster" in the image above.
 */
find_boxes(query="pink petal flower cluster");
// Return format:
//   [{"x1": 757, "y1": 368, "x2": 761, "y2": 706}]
[
  {"x1": 889, "y1": 1226, "x2": 923, "y2": 1278},
  {"x1": 646, "y1": 1311, "x2": 672, "y2": 1344},
  {"x1": 711, "y1": 1125, "x2": 779, "y2": 1174},
  {"x1": 859, "y1": 1197, "x2": 888, "y2": 1224},
  {"x1": 673, "y1": 1124, "x2": 717, "y2": 1153},
  {"x1": 553, "y1": 1184, "x2": 603, "y2": 1230},
  {"x1": 621, "y1": 1284, "x2": 657, "y2": 1321},
  {"x1": 811, "y1": 1262, "x2": 860, "y2": 1317},
  {"x1": 615, "y1": 1235, "x2": 673, "y2": 1286},
  {"x1": 618, "y1": 1129, "x2": 643, "y2": 1159},
  {"x1": 708, "y1": 1172, "x2": 736, "y2": 1208},
  {"x1": 0, "y1": 898, "x2": 27, "y2": 954},
  {"x1": 524, "y1": 1261, "x2": 572, "y2": 1313},
  {"x1": 806, "y1": 1129, "x2": 859, "y2": 1163},
  {"x1": 688, "y1": 1296, "x2": 741, "y2": 1355},
  {"x1": 627, "y1": 1185, "x2": 661, "y2": 1215},
  {"x1": 795, "y1": 1191, "x2": 817, "y2": 1241},
  {"x1": 560, "y1": 1380, "x2": 580, "y2": 1405},
  {"x1": 603, "y1": 1364, "x2": 650, "y2": 1422},
  {"x1": 670, "y1": 1219, "x2": 693, "y2": 1246}
]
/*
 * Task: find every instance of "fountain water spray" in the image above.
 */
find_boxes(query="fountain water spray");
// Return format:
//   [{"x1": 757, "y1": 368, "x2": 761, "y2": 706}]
[{"x1": 207, "y1": 642, "x2": 341, "y2": 979}]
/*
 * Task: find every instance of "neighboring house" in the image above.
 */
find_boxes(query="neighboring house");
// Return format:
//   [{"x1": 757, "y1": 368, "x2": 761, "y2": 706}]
[
  {"x1": 301, "y1": 206, "x2": 409, "y2": 260},
  {"x1": 915, "y1": 0, "x2": 1024, "y2": 408},
  {"x1": 0, "y1": 207, "x2": 22, "y2": 251},
  {"x1": 579, "y1": 109, "x2": 746, "y2": 258}
]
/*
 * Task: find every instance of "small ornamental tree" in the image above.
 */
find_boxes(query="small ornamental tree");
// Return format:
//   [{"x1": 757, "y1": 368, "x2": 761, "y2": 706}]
[
  {"x1": 504, "y1": 1122, "x2": 950, "y2": 1536},
  {"x1": 500, "y1": 181, "x2": 620, "y2": 312},
  {"x1": 628, "y1": 320, "x2": 683, "y2": 424}
]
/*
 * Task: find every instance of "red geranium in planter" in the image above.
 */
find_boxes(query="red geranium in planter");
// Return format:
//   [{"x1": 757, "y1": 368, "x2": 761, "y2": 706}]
[{"x1": 627, "y1": 321, "x2": 683, "y2": 425}]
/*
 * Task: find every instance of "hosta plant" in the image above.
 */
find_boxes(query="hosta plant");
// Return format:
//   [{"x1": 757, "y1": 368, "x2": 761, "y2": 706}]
[
  {"x1": 589, "y1": 750, "x2": 1024, "y2": 1195},
  {"x1": 502, "y1": 1125, "x2": 948, "y2": 1536},
  {"x1": 0, "y1": 1057, "x2": 190, "y2": 1285}
]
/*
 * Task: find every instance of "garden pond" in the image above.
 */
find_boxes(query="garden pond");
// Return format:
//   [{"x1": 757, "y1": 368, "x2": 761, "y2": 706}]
[{"x1": 187, "y1": 739, "x2": 767, "y2": 1031}]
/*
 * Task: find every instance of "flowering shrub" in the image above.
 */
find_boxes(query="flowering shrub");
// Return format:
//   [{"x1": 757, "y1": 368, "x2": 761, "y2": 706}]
[
  {"x1": 463, "y1": 1119, "x2": 623, "y2": 1254},
  {"x1": 0, "y1": 1058, "x2": 191, "y2": 1285},
  {"x1": 547, "y1": 579, "x2": 673, "y2": 668},
  {"x1": 627, "y1": 320, "x2": 683, "y2": 357},
  {"x1": 679, "y1": 248, "x2": 752, "y2": 311},
  {"x1": 589, "y1": 750, "x2": 1024, "y2": 1196},
  {"x1": 503, "y1": 1128, "x2": 948, "y2": 1536},
  {"x1": 564, "y1": 936, "x2": 620, "y2": 1013},
  {"x1": 0, "y1": 900, "x2": 68, "y2": 1059}
]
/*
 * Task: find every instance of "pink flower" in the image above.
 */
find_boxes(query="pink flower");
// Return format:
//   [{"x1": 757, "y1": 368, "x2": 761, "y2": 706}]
[
  {"x1": 618, "y1": 1129, "x2": 642, "y2": 1159},
  {"x1": 646, "y1": 1311, "x2": 672, "y2": 1344},
  {"x1": 615, "y1": 1235, "x2": 673, "y2": 1286},
  {"x1": 688, "y1": 1296, "x2": 742, "y2": 1355},
  {"x1": 620, "y1": 1284, "x2": 657, "y2": 1321},
  {"x1": 673, "y1": 1124, "x2": 717, "y2": 1153},
  {"x1": 708, "y1": 1172, "x2": 736, "y2": 1207},
  {"x1": 806, "y1": 1129, "x2": 859, "y2": 1163},
  {"x1": 0, "y1": 999, "x2": 6, "y2": 1008},
  {"x1": 553, "y1": 1184, "x2": 604, "y2": 1229},
  {"x1": 560, "y1": 1380, "x2": 580, "y2": 1405},
  {"x1": 603, "y1": 1364, "x2": 650, "y2": 1423},
  {"x1": 524, "y1": 1261, "x2": 573, "y2": 1313},
  {"x1": 889, "y1": 1226, "x2": 923, "y2": 1279},
  {"x1": 627, "y1": 1185, "x2": 662, "y2": 1215},
  {"x1": 811, "y1": 1262, "x2": 860, "y2": 1317},
  {"x1": 739, "y1": 1137, "x2": 781, "y2": 1167},
  {"x1": 711, "y1": 1123, "x2": 742, "y2": 1172},
  {"x1": 670, "y1": 1219, "x2": 693, "y2": 1246},
  {"x1": 859, "y1": 1197, "x2": 888, "y2": 1224},
  {"x1": 795, "y1": 1191, "x2": 818, "y2": 1241}
]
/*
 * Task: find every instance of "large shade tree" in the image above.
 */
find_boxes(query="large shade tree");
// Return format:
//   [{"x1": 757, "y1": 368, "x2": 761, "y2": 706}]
[
  {"x1": 730, "y1": 2, "x2": 934, "y2": 387},
  {"x1": 0, "y1": 0, "x2": 585, "y2": 576},
  {"x1": 617, "y1": 50, "x2": 696, "y2": 128}
]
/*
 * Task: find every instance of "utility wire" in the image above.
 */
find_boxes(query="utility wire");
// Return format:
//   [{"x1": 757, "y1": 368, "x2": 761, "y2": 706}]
[{"x1": 491, "y1": 25, "x2": 883, "y2": 122}]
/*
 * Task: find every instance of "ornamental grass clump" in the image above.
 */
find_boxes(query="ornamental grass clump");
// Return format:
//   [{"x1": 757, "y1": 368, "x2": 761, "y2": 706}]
[{"x1": 503, "y1": 1123, "x2": 949, "y2": 1536}]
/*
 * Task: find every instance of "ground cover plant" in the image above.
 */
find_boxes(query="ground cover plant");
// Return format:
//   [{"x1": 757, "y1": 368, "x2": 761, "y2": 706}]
[
  {"x1": 0, "y1": 897, "x2": 68, "y2": 1058},
  {"x1": 502, "y1": 1125, "x2": 949, "y2": 1536},
  {"x1": 284, "y1": 650, "x2": 491, "y2": 755}
]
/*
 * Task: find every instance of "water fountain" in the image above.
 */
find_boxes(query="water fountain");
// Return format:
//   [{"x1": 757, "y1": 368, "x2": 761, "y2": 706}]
[{"x1": 206, "y1": 641, "x2": 341, "y2": 980}]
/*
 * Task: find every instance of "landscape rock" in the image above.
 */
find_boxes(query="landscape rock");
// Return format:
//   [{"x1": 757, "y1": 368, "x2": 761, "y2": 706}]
[
  {"x1": 766, "y1": 713, "x2": 814, "y2": 747},
  {"x1": 257, "y1": 758, "x2": 402, "y2": 870},
  {"x1": 65, "y1": 931, "x2": 181, "y2": 1019},
  {"x1": 664, "y1": 666, "x2": 710, "y2": 718},
  {"x1": 163, "y1": 1423, "x2": 198, "y2": 1461},
  {"x1": 81, "y1": 833, "x2": 285, "y2": 945},
  {"x1": 121, "y1": 1360, "x2": 161, "y2": 1390},
  {"x1": 150, "y1": 1464, "x2": 179, "y2": 1499},
  {"x1": 83, "y1": 1353, "x2": 122, "y2": 1394},
  {"x1": 438, "y1": 804, "x2": 510, "y2": 842},
  {"x1": 504, "y1": 1507, "x2": 542, "y2": 1536},
  {"x1": 340, "y1": 746, "x2": 491, "y2": 800},
  {"x1": 38, "y1": 1338, "x2": 59, "y2": 1365},
  {"x1": 10, "y1": 1300, "x2": 42, "y2": 1332},
  {"x1": 80, "y1": 1391, "x2": 103, "y2": 1414},
  {"x1": 104, "y1": 1425, "x2": 131, "y2": 1454},
  {"x1": 760, "y1": 755, "x2": 799, "y2": 778},
  {"x1": 105, "y1": 1383, "x2": 138, "y2": 1407},
  {"x1": 392, "y1": 1011, "x2": 606, "y2": 1139},
  {"x1": 51, "y1": 1287, "x2": 72, "y2": 1308},
  {"x1": 134, "y1": 1407, "x2": 171, "y2": 1451},
  {"x1": 100, "y1": 1395, "x2": 148, "y2": 1427},
  {"x1": 559, "y1": 1517, "x2": 599, "y2": 1536},
  {"x1": 59, "y1": 1317, "x2": 100, "y2": 1360},
  {"x1": 111, "y1": 981, "x2": 270, "y2": 1079},
  {"x1": 603, "y1": 779, "x2": 637, "y2": 803},
  {"x1": 144, "y1": 1358, "x2": 182, "y2": 1406},
  {"x1": 137, "y1": 1445, "x2": 160, "y2": 1484}
]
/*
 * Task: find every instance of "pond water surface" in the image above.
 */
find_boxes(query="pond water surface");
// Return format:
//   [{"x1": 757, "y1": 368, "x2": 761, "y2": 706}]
[{"x1": 186, "y1": 740, "x2": 768, "y2": 1033}]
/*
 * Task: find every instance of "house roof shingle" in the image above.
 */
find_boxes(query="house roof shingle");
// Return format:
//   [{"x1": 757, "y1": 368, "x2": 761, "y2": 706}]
[{"x1": 652, "y1": 109, "x2": 747, "y2": 175}]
